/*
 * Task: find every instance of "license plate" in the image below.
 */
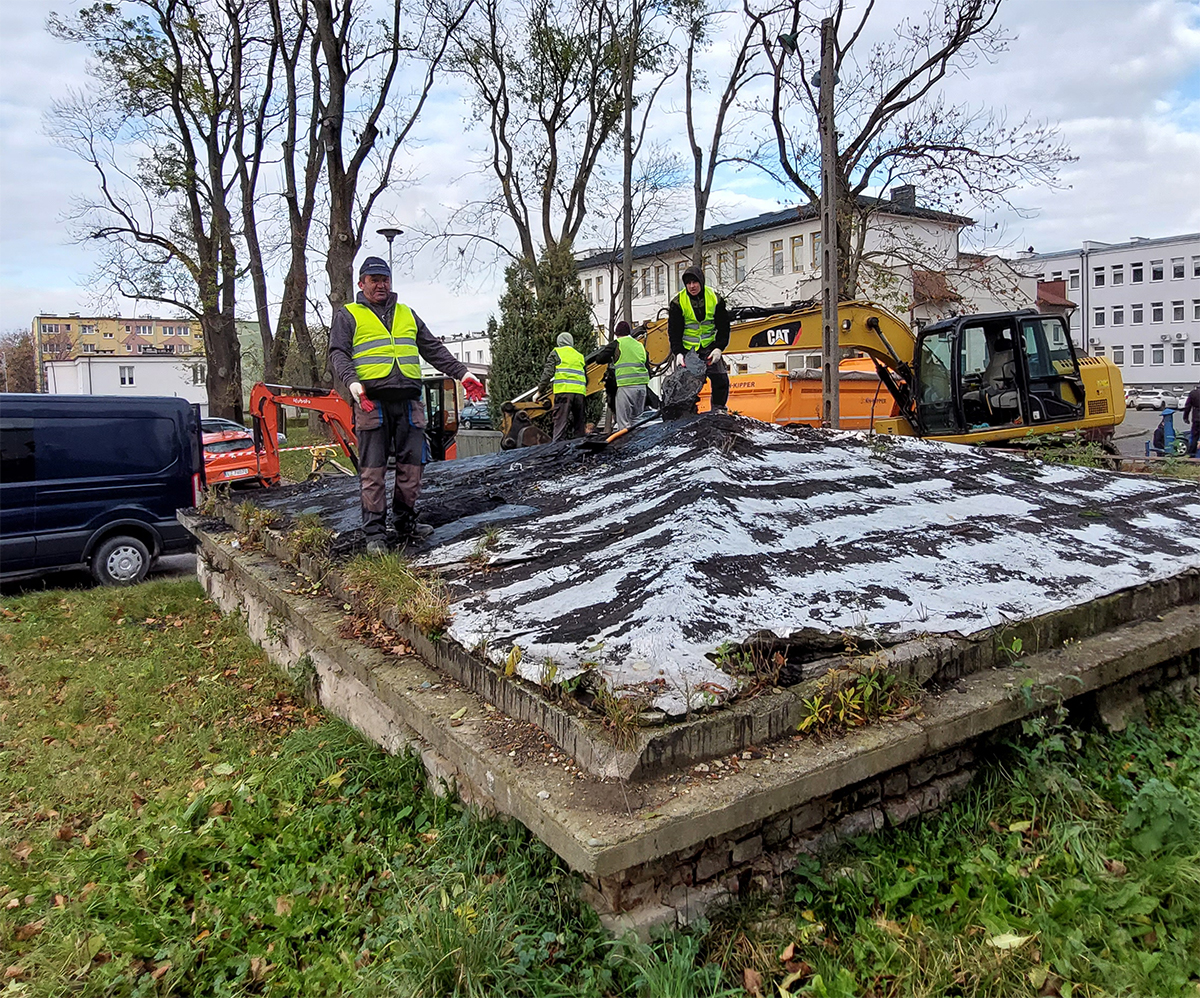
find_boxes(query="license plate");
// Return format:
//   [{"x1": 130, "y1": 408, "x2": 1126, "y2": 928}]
[{"x1": 224, "y1": 468, "x2": 251, "y2": 478}]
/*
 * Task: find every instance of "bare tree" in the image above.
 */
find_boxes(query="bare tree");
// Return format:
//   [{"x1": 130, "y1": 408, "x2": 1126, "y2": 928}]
[
  {"x1": 678, "y1": 0, "x2": 763, "y2": 270},
  {"x1": 48, "y1": 0, "x2": 245, "y2": 418},
  {"x1": 746, "y1": 0, "x2": 1073, "y2": 297},
  {"x1": 447, "y1": 0, "x2": 625, "y2": 284},
  {"x1": 313, "y1": 0, "x2": 472, "y2": 311}
]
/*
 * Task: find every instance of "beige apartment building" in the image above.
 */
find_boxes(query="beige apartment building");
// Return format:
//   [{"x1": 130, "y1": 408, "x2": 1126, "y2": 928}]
[{"x1": 31, "y1": 313, "x2": 203, "y2": 390}]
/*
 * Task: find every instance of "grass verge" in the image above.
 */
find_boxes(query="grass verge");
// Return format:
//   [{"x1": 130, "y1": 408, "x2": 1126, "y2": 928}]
[
  {"x1": 342, "y1": 553, "x2": 451, "y2": 631},
  {"x1": 3, "y1": 581, "x2": 1198, "y2": 997}
]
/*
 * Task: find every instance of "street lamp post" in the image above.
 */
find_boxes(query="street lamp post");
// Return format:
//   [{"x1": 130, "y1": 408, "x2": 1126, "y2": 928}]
[{"x1": 376, "y1": 227, "x2": 404, "y2": 273}]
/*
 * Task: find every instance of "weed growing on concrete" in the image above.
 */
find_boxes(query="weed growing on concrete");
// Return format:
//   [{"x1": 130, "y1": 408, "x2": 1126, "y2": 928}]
[
  {"x1": 197, "y1": 486, "x2": 227, "y2": 516},
  {"x1": 237, "y1": 500, "x2": 282, "y2": 544},
  {"x1": 593, "y1": 685, "x2": 648, "y2": 750},
  {"x1": 715, "y1": 643, "x2": 783, "y2": 696},
  {"x1": 343, "y1": 553, "x2": 450, "y2": 631},
  {"x1": 289, "y1": 512, "x2": 333, "y2": 555},
  {"x1": 797, "y1": 665, "x2": 916, "y2": 735}
]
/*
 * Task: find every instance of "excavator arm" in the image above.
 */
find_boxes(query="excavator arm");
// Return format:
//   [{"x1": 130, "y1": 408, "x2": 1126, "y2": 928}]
[{"x1": 247, "y1": 383, "x2": 359, "y2": 487}]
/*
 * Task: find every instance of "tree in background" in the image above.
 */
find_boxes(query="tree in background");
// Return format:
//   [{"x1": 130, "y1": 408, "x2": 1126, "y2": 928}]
[
  {"x1": 0, "y1": 330, "x2": 38, "y2": 394},
  {"x1": 488, "y1": 242, "x2": 600, "y2": 424},
  {"x1": 747, "y1": 0, "x2": 1072, "y2": 297}
]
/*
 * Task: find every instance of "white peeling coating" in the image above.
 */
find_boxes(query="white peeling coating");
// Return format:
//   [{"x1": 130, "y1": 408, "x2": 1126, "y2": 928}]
[{"x1": 435, "y1": 421, "x2": 1200, "y2": 715}]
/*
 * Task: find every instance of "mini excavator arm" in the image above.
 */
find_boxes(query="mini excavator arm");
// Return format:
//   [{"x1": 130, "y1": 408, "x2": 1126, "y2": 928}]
[{"x1": 247, "y1": 383, "x2": 359, "y2": 486}]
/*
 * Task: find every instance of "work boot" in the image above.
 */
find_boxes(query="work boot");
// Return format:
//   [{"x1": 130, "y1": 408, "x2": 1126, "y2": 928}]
[
  {"x1": 365, "y1": 537, "x2": 388, "y2": 556},
  {"x1": 710, "y1": 405, "x2": 729, "y2": 415},
  {"x1": 395, "y1": 507, "x2": 434, "y2": 542}
]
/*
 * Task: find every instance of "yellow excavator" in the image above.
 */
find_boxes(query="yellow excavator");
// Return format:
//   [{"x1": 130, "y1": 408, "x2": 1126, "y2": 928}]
[{"x1": 499, "y1": 300, "x2": 1124, "y2": 448}]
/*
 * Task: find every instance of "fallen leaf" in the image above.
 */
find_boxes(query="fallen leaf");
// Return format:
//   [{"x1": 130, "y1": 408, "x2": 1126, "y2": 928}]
[
  {"x1": 150, "y1": 962, "x2": 172, "y2": 981},
  {"x1": 275, "y1": 896, "x2": 293, "y2": 916},
  {"x1": 743, "y1": 966, "x2": 763, "y2": 996},
  {"x1": 249, "y1": 956, "x2": 272, "y2": 982},
  {"x1": 191, "y1": 778, "x2": 207, "y2": 791},
  {"x1": 56, "y1": 824, "x2": 75, "y2": 841},
  {"x1": 4, "y1": 966, "x2": 25, "y2": 980},
  {"x1": 208, "y1": 800, "x2": 231, "y2": 817},
  {"x1": 11, "y1": 842, "x2": 33, "y2": 862},
  {"x1": 778, "y1": 942, "x2": 795, "y2": 963},
  {"x1": 126, "y1": 849, "x2": 148, "y2": 868},
  {"x1": 418, "y1": 830, "x2": 439, "y2": 844},
  {"x1": 131, "y1": 792, "x2": 146, "y2": 808},
  {"x1": 1104, "y1": 858, "x2": 1128, "y2": 877},
  {"x1": 54, "y1": 894, "x2": 67, "y2": 908},
  {"x1": 79, "y1": 882, "x2": 98, "y2": 899},
  {"x1": 6, "y1": 898, "x2": 19, "y2": 909},
  {"x1": 449, "y1": 706, "x2": 468, "y2": 721},
  {"x1": 15, "y1": 919, "x2": 46, "y2": 942},
  {"x1": 874, "y1": 917, "x2": 905, "y2": 937},
  {"x1": 194, "y1": 930, "x2": 211, "y2": 943},
  {"x1": 1008, "y1": 820, "x2": 1033, "y2": 833},
  {"x1": 778, "y1": 967, "x2": 809, "y2": 993},
  {"x1": 212, "y1": 763, "x2": 235, "y2": 777},
  {"x1": 987, "y1": 932, "x2": 1034, "y2": 950}
]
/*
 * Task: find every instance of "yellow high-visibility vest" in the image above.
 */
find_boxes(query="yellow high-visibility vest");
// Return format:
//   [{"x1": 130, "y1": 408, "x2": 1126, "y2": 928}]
[
  {"x1": 614, "y1": 336, "x2": 649, "y2": 387},
  {"x1": 345, "y1": 302, "x2": 421, "y2": 382},
  {"x1": 553, "y1": 345, "x2": 586, "y2": 394},
  {"x1": 678, "y1": 287, "x2": 718, "y2": 351}
]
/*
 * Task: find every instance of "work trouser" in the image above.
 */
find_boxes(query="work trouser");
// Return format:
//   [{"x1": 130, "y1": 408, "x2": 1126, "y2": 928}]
[
  {"x1": 615, "y1": 385, "x2": 647, "y2": 430},
  {"x1": 1189, "y1": 424, "x2": 1199, "y2": 458},
  {"x1": 701, "y1": 351, "x2": 730, "y2": 408},
  {"x1": 551, "y1": 393, "x2": 586, "y2": 442},
  {"x1": 355, "y1": 397, "x2": 427, "y2": 541}
]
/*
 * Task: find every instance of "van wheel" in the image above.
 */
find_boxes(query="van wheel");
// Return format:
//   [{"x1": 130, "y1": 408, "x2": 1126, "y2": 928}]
[{"x1": 91, "y1": 535, "x2": 151, "y2": 586}]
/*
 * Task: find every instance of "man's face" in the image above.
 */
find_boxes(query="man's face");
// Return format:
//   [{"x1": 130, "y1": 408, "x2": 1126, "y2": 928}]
[
  {"x1": 359, "y1": 273, "x2": 391, "y2": 304},
  {"x1": 684, "y1": 279, "x2": 701, "y2": 296}
]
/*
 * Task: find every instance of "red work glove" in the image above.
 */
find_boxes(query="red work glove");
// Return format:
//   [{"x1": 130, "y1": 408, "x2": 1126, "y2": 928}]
[
  {"x1": 463, "y1": 374, "x2": 485, "y2": 402},
  {"x1": 349, "y1": 381, "x2": 375, "y2": 412}
]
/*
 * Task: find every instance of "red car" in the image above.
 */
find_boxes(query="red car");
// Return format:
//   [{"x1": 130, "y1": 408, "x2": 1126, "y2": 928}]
[{"x1": 202, "y1": 429, "x2": 259, "y2": 484}]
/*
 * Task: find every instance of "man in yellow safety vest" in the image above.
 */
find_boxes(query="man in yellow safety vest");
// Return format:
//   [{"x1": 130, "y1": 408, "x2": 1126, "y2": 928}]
[
  {"x1": 537, "y1": 332, "x2": 587, "y2": 441},
  {"x1": 667, "y1": 266, "x2": 730, "y2": 413},
  {"x1": 328, "y1": 256, "x2": 484, "y2": 554},
  {"x1": 592, "y1": 320, "x2": 651, "y2": 429}
]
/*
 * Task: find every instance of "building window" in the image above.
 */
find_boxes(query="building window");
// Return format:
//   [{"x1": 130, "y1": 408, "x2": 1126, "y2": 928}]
[
  {"x1": 584, "y1": 278, "x2": 593, "y2": 300},
  {"x1": 1172, "y1": 345, "x2": 1185, "y2": 365},
  {"x1": 1093, "y1": 308, "x2": 1105, "y2": 327},
  {"x1": 1195, "y1": 344, "x2": 1200, "y2": 364},
  {"x1": 1151, "y1": 302, "x2": 1164, "y2": 323},
  {"x1": 735, "y1": 363, "x2": 748, "y2": 374},
  {"x1": 1111, "y1": 306, "x2": 1124, "y2": 325},
  {"x1": 1151, "y1": 260, "x2": 1163, "y2": 282},
  {"x1": 1193, "y1": 256, "x2": 1200, "y2": 278},
  {"x1": 178, "y1": 326, "x2": 189, "y2": 337},
  {"x1": 811, "y1": 233, "x2": 821, "y2": 268},
  {"x1": 1111, "y1": 265, "x2": 1123, "y2": 286},
  {"x1": 768, "y1": 237, "x2": 787, "y2": 273},
  {"x1": 180, "y1": 344, "x2": 191, "y2": 355},
  {"x1": 80, "y1": 324, "x2": 96, "y2": 335},
  {"x1": 1131, "y1": 344, "x2": 1144, "y2": 365},
  {"x1": 135, "y1": 324, "x2": 152, "y2": 335},
  {"x1": 642, "y1": 268, "x2": 651, "y2": 298},
  {"x1": 1151, "y1": 345, "x2": 1164, "y2": 365},
  {"x1": 715, "y1": 251, "x2": 727, "y2": 284},
  {"x1": 1171, "y1": 258, "x2": 1184, "y2": 280},
  {"x1": 655, "y1": 265, "x2": 663, "y2": 295},
  {"x1": 596, "y1": 274, "x2": 604, "y2": 301},
  {"x1": 1068, "y1": 269, "x2": 1080, "y2": 290},
  {"x1": 676, "y1": 261, "x2": 687, "y2": 288},
  {"x1": 1111, "y1": 345, "x2": 1124, "y2": 365},
  {"x1": 1093, "y1": 345, "x2": 1106, "y2": 356},
  {"x1": 82, "y1": 343, "x2": 95, "y2": 353},
  {"x1": 119, "y1": 366, "x2": 135, "y2": 385},
  {"x1": 1093, "y1": 266, "x2": 1105, "y2": 288},
  {"x1": 791, "y1": 235, "x2": 804, "y2": 272},
  {"x1": 773, "y1": 361, "x2": 786, "y2": 371},
  {"x1": 734, "y1": 248, "x2": 746, "y2": 283},
  {"x1": 1131, "y1": 262, "x2": 1143, "y2": 283},
  {"x1": 1132, "y1": 303, "x2": 1143, "y2": 324},
  {"x1": 103, "y1": 331, "x2": 114, "y2": 339},
  {"x1": 1172, "y1": 301, "x2": 1185, "y2": 322},
  {"x1": 1194, "y1": 299, "x2": 1200, "y2": 321},
  {"x1": 42, "y1": 322, "x2": 59, "y2": 333}
]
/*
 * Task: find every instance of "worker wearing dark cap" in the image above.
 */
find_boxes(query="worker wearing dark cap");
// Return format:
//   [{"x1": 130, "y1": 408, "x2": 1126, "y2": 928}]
[
  {"x1": 591, "y1": 320, "x2": 650, "y2": 429},
  {"x1": 667, "y1": 266, "x2": 730, "y2": 413},
  {"x1": 328, "y1": 255, "x2": 484, "y2": 554}
]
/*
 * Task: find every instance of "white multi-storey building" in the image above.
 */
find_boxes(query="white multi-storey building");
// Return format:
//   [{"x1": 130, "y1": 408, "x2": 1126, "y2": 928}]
[
  {"x1": 1018, "y1": 234, "x2": 1200, "y2": 388},
  {"x1": 44, "y1": 354, "x2": 210, "y2": 414}
]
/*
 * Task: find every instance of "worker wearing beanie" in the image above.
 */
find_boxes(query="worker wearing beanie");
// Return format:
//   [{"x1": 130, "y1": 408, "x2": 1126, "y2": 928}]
[
  {"x1": 591, "y1": 320, "x2": 651, "y2": 429},
  {"x1": 667, "y1": 266, "x2": 731, "y2": 412},
  {"x1": 537, "y1": 331, "x2": 588, "y2": 441},
  {"x1": 328, "y1": 255, "x2": 484, "y2": 554}
]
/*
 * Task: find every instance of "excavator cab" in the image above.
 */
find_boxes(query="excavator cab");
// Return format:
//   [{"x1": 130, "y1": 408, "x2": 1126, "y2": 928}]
[
  {"x1": 914, "y1": 311, "x2": 1085, "y2": 437},
  {"x1": 422, "y1": 376, "x2": 460, "y2": 461}
]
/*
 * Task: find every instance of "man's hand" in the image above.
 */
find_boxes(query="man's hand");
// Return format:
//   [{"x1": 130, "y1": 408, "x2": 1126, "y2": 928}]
[
  {"x1": 349, "y1": 381, "x2": 374, "y2": 412},
  {"x1": 462, "y1": 374, "x2": 485, "y2": 402},
  {"x1": 707, "y1": 348, "x2": 722, "y2": 364},
  {"x1": 676, "y1": 354, "x2": 686, "y2": 368}
]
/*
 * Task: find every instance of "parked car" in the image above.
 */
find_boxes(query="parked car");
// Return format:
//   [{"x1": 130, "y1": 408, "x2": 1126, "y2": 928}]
[
  {"x1": 460, "y1": 400, "x2": 493, "y2": 430},
  {"x1": 1134, "y1": 389, "x2": 1181, "y2": 411},
  {"x1": 202, "y1": 415, "x2": 285, "y2": 443},
  {"x1": 1, "y1": 394, "x2": 203, "y2": 586}
]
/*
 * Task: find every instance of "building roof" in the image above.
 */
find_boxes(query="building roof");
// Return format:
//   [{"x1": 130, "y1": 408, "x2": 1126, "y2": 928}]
[
  {"x1": 576, "y1": 197, "x2": 976, "y2": 270},
  {"x1": 913, "y1": 268, "x2": 962, "y2": 305},
  {"x1": 1024, "y1": 232, "x2": 1200, "y2": 262},
  {"x1": 1036, "y1": 281, "x2": 1076, "y2": 308}
]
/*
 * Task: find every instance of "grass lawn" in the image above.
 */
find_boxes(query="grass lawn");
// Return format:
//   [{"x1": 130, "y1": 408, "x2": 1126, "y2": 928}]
[{"x1": 2, "y1": 580, "x2": 1199, "y2": 997}]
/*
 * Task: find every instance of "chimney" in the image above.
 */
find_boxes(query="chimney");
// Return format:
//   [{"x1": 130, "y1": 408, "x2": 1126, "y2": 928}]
[{"x1": 890, "y1": 184, "x2": 916, "y2": 208}]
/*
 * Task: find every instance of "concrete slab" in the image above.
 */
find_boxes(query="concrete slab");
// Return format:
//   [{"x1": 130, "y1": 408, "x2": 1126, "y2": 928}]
[{"x1": 245, "y1": 415, "x2": 1200, "y2": 715}]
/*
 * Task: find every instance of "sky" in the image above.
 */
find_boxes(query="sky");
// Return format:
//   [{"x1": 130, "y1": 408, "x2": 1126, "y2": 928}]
[{"x1": 1, "y1": 0, "x2": 1198, "y2": 338}]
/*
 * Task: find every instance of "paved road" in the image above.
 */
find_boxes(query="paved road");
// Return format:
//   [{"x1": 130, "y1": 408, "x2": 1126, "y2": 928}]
[
  {"x1": 1, "y1": 553, "x2": 196, "y2": 597},
  {"x1": 1113, "y1": 405, "x2": 1193, "y2": 457}
]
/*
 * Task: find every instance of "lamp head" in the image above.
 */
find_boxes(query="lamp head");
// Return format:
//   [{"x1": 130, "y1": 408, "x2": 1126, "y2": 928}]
[{"x1": 776, "y1": 31, "x2": 799, "y2": 55}]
